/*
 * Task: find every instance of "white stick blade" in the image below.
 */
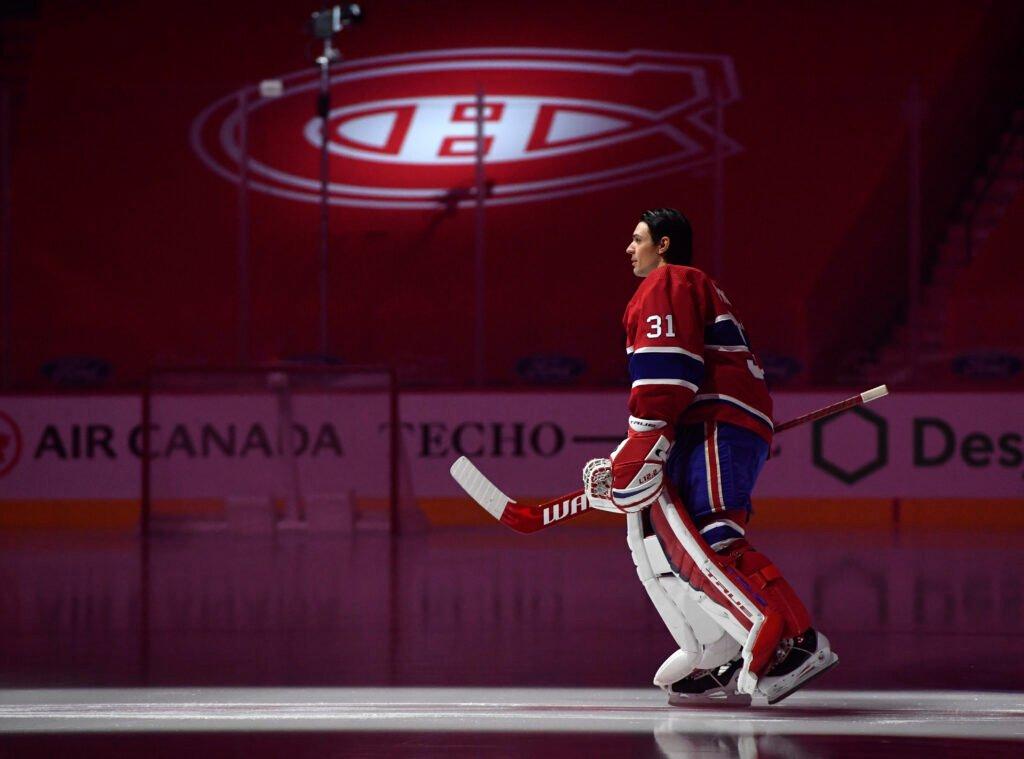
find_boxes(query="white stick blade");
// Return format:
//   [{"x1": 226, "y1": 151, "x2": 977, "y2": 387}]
[
  {"x1": 449, "y1": 456, "x2": 514, "y2": 520},
  {"x1": 860, "y1": 385, "x2": 889, "y2": 404}
]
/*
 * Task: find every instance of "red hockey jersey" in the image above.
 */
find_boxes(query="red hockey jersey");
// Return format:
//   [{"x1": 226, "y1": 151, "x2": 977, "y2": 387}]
[{"x1": 622, "y1": 265, "x2": 773, "y2": 442}]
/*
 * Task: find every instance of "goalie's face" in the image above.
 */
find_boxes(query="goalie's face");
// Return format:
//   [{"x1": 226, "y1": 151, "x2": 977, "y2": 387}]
[{"x1": 627, "y1": 222, "x2": 666, "y2": 278}]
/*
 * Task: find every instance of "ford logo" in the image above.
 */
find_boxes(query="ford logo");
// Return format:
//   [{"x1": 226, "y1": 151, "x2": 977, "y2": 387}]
[{"x1": 952, "y1": 352, "x2": 1022, "y2": 380}]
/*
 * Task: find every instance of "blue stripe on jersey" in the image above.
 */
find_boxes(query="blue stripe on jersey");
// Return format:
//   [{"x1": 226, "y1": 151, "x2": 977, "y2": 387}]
[
  {"x1": 629, "y1": 351, "x2": 704, "y2": 386},
  {"x1": 700, "y1": 522, "x2": 744, "y2": 550},
  {"x1": 705, "y1": 319, "x2": 749, "y2": 348}
]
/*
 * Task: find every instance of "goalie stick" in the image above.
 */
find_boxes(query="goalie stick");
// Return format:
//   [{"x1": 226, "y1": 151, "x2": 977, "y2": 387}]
[
  {"x1": 450, "y1": 385, "x2": 888, "y2": 534},
  {"x1": 773, "y1": 384, "x2": 889, "y2": 433}
]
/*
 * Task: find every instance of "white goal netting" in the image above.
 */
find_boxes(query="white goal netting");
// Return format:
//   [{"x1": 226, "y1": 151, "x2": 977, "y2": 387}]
[{"x1": 141, "y1": 366, "x2": 410, "y2": 534}]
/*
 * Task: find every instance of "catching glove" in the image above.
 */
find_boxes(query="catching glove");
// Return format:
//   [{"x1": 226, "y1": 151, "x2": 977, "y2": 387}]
[{"x1": 582, "y1": 457, "x2": 618, "y2": 513}]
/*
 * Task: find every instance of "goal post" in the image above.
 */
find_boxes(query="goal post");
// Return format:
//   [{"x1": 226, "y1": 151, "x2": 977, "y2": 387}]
[{"x1": 141, "y1": 365, "x2": 405, "y2": 535}]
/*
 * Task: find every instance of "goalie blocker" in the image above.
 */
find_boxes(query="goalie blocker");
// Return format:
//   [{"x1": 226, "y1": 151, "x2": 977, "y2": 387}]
[{"x1": 608, "y1": 416, "x2": 673, "y2": 512}]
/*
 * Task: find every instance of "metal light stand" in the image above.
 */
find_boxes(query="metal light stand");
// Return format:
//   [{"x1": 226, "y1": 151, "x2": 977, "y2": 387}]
[
  {"x1": 316, "y1": 38, "x2": 339, "y2": 360},
  {"x1": 308, "y1": 4, "x2": 362, "y2": 360}
]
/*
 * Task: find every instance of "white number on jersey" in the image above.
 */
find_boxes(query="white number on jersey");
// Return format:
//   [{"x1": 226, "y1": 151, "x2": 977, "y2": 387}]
[{"x1": 645, "y1": 315, "x2": 676, "y2": 339}]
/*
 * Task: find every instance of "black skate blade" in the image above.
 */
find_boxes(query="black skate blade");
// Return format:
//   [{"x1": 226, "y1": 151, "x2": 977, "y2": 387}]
[
  {"x1": 766, "y1": 656, "x2": 839, "y2": 706},
  {"x1": 668, "y1": 693, "x2": 752, "y2": 708}
]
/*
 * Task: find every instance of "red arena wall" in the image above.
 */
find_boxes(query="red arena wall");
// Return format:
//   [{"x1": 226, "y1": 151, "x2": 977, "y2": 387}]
[{"x1": 8, "y1": 0, "x2": 1024, "y2": 387}]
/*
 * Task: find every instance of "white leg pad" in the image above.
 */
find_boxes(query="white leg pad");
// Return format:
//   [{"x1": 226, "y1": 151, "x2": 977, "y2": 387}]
[
  {"x1": 694, "y1": 630, "x2": 742, "y2": 671},
  {"x1": 652, "y1": 634, "x2": 741, "y2": 687},
  {"x1": 653, "y1": 649, "x2": 698, "y2": 687},
  {"x1": 661, "y1": 576, "x2": 731, "y2": 647},
  {"x1": 628, "y1": 513, "x2": 700, "y2": 655},
  {"x1": 654, "y1": 494, "x2": 770, "y2": 696},
  {"x1": 628, "y1": 512, "x2": 739, "y2": 687},
  {"x1": 690, "y1": 589, "x2": 751, "y2": 648}
]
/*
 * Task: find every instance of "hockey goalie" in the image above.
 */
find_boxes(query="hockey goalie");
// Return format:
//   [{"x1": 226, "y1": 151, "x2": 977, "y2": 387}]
[{"x1": 583, "y1": 208, "x2": 839, "y2": 705}]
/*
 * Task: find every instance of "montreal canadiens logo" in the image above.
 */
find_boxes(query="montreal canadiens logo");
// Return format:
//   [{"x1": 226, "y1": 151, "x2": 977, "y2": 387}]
[
  {"x1": 0, "y1": 410, "x2": 23, "y2": 478},
  {"x1": 192, "y1": 48, "x2": 741, "y2": 209}
]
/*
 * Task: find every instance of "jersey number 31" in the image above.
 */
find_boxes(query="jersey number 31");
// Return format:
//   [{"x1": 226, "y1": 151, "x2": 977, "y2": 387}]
[
  {"x1": 645, "y1": 314, "x2": 676, "y2": 338},
  {"x1": 646, "y1": 313, "x2": 766, "y2": 381}
]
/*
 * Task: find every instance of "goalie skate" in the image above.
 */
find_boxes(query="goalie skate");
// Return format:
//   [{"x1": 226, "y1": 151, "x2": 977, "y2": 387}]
[
  {"x1": 667, "y1": 658, "x2": 752, "y2": 707},
  {"x1": 756, "y1": 628, "x2": 839, "y2": 705}
]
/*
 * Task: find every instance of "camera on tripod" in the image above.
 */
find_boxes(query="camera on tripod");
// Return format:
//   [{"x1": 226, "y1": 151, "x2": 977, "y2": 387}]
[{"x1": 309, "y1": 4, "x2": 363, "y2": 40}]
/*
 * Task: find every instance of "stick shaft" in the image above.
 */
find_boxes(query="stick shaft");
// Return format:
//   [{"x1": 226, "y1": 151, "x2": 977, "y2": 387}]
[
  {"x1": 452, "y1": 385, "x2": 889, "y2": 534},
  {"x1": 773, "y1": 384, "x2": 888, "y2": 433}
]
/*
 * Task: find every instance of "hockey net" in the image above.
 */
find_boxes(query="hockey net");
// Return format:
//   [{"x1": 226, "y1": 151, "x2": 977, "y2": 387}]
[{"x1": 141, "y1": 365, "x2": 412, "y2": 534}]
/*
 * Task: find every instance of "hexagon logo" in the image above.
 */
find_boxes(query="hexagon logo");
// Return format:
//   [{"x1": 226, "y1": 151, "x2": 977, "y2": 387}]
[{"x1": 812, "y1": 406, "x2": 888, "y2": 485}]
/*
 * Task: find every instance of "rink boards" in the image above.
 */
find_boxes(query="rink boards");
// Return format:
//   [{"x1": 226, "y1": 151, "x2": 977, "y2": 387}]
[{"x1": 0, "y1": 391, "x2": 1021, "y2": 529}]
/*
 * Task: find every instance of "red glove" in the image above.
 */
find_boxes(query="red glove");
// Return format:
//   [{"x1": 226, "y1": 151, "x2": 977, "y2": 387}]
[{"x1": 610, "y1": 417, "x2": 674, "y2": 512}]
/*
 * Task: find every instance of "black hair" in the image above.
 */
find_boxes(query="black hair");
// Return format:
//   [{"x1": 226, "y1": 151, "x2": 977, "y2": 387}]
[{"x1": 640, "y1": 208, "x2": 692, "y2": 265}]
